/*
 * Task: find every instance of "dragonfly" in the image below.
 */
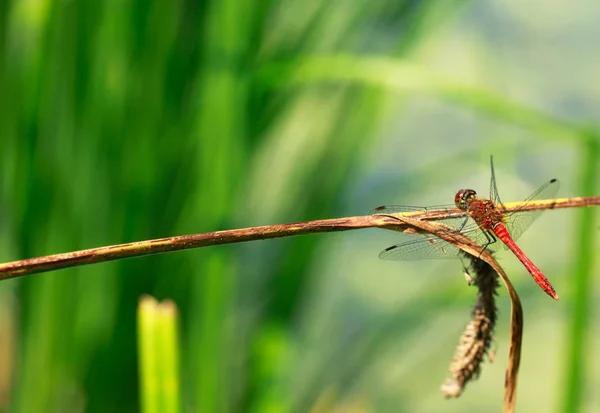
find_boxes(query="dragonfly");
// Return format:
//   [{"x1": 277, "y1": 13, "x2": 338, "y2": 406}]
[{"x1": 371, "y1": 156, "x2": 560, "y2": 300}]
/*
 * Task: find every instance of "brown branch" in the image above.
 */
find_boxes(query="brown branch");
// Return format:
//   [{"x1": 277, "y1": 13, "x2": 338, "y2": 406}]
[
  {"x1": 0, "y1": 216, "x2": 375, "y2": 279},
  {"x1": 0, "y1": 195, "x2": 598, "y2": 279}
]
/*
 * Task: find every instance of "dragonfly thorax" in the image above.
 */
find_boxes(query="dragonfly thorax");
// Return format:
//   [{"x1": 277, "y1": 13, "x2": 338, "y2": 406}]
[{"x1": 454, "y1": 189, "x2": 478, "y2": 211}]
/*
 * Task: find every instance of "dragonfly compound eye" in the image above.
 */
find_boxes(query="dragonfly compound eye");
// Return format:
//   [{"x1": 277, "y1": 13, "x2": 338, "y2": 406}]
[
  {"x1": 454, "y1": 190, "x2": 467, "y2": 209},
  {"x1": 455, "y1": 189, "x2": 477, "y2": 210}
]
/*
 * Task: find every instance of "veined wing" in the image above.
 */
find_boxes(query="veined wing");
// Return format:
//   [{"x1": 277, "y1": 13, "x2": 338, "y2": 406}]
[
  {"x1": 370, "y1": 204, "x2": 456, "y2": 215},
  {"x1": 370, "y1": 204, "x2": 475, "y2": 236},
  {"x1": 489, "y1": 155, "x2": 502, "y2": 206},
  {"x1": 378, "y1": 225, "x2": 488, "y2": 261},
  {"x1": 503, "y1": 178, "x2": 559, "y2": 241},
  {"x1": 378, "y1": 235, "x2": 462, "y2": 261},
  {"x1": 371, "y1": 204, "x2": 491, "y2": 260}
]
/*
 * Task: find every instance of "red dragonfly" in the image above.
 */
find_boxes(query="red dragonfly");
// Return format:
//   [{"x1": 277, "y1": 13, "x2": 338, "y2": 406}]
[{"x1": 372, "y1": 157, "x2": 560, "y2": 300}]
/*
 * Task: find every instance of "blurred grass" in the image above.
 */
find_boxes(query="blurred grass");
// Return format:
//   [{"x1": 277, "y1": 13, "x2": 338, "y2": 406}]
[
  {"x1": 0, "y1": 0, "x2": 598, "y2": 412},
  {"x1": 259, "y1": 55, "x2": 596, "y2": 142}
]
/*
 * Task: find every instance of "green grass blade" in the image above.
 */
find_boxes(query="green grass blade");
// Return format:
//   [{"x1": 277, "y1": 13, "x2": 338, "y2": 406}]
[
  {"x1": 138, "y1": 296, "x2": 181, "y2": 413},
  {"x1": 157, "y1": 300, "x2": 181, "y2": 413},
  {"x1": 138, "y1": 296, "x2": 161, "y2": 413}
]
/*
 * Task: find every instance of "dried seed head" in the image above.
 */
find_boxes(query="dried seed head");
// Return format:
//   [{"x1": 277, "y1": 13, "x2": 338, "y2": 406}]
[{"x1": 441, "y1": 254, "x2": 499, "y2": 398}]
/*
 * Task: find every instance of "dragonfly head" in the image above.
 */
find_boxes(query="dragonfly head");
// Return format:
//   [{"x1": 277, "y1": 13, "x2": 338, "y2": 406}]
[{"x1": 455, "y1": 189, "x2": 477, "y2": 211}]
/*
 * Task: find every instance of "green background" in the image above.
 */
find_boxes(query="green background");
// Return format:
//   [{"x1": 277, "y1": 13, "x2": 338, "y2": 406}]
[{"x1": 0, "y1": 0, "x2": 599, "y2": 412}]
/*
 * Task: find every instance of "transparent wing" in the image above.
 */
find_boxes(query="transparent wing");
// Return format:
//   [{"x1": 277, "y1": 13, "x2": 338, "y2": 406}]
[
  {"x1": 378, "y1": 236, "x2": 462, "y2": 260},
  {"x1": 378, "y1": 225, "x2": 494, "y2": 261},
  {"x1": 504, "y1": 178, "x2": 560, "y2": 241},
  {"x1": 369, "y1": 204, "x2": 456, "y2": 215},
  {"x1": 370, "y1": 204, "x2": 474, "y2": 237},
  {"x1": 371, "y1": 204, "x2": 495, "y2": 260},
  {"x1": 489, "y1": 155, "x2": 502, "y2": 205}
]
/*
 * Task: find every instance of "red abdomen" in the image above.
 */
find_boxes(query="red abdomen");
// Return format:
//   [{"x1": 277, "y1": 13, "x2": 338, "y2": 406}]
[{"x1": 493, "y1": 223, "x2": 558, "y2": 300}]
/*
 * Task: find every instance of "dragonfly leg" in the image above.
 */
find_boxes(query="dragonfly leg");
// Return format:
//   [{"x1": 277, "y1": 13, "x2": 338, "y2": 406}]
[
  {"x1": 480, "y1": 231, "x2": 497, "y2": 256},
  {"x1": 457, "y1": 216, "x2": 470, "y2": 232}
]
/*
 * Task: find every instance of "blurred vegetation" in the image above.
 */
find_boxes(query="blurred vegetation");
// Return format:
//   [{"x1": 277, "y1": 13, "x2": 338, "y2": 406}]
[{"x1": 0, "y1": 0, "x2": 599, "y2": 412}]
